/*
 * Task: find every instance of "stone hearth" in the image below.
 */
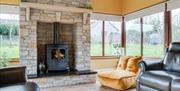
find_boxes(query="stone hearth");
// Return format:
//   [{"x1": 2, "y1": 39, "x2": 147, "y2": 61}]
[{"x1": 20, "y1": 0, "x2": 96, "y2": 87}]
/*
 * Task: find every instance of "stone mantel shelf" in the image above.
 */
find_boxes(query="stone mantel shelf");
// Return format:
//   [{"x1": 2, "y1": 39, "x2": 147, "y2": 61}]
[
  {"x1": 20, "y1": 2, "x2": 91, "y2": 23},
  {"x1": 20, "y1": 2, "x2": 92, "y2": 13}
]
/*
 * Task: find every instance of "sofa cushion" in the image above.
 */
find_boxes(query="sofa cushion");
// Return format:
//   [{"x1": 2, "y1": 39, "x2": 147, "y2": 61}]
[
  {"x1": 139, "y1": 71, "x2": 173, "y2": 91},
  {"x1": 98, "y1": 70, "x2": 136, "y2": 79},
  {"x1": 98, "y1": 70, "x2": 136, "y2": 90},
  {"x1": 116, "y1": 56, "x2": 130, "y2": 70},
  {"x1": 125, "y1": 56, "x2": 142, "y2": 73},
  {"x1": 171, "y1": 79, "x2": 180, "y2": 91},
  {"x1": 0, "y1": 82, "x2": 40, "y2": 91}
]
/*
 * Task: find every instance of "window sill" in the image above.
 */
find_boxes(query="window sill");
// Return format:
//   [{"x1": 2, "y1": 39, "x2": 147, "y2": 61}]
[
  {"x1": 91, "y1": 56, "x2": 118, "y2": 60},
  {"x1": 143, "y1": 57, "x2": 162, "y2": 60},
  {"x1": 9, "y1": 58, "x2": 19, "y2": 62}
]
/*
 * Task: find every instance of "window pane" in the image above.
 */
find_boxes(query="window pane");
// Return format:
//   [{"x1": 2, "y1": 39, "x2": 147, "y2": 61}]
[
  {"x1": 126, "y1": 18, "x2": 141, "y2": 56},
  {"x1": 171, "y1": 8, "x2": 180, "y2": 42},
  {"x1": 104, "y1": 21, "x2": 121, "y2": 56},
  {"x1": 90, "y1": 20, "x2": 103, "y2": 56},
  {"x1": 143, "y1": 12, "x2": 164, "y2": 58},
  {"x1": 0, "y1": 13, "x2": 19, "y2": 58}
]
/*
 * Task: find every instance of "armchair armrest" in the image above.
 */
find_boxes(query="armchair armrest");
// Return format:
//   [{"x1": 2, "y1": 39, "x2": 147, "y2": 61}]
[
  {"x1": 139, "y1": 60, "x2": 163, "y2": 72},
  {"x1": 0, "y1": 66, "x2": 26, "y2": 85},
  {"x1": 136, "y1": 60, "x2": 163, "y2": 90}
]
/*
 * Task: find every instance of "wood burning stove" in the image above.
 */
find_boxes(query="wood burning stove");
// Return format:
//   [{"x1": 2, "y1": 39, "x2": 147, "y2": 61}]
[
  {"x1": 46, "y1": 22, "x2": 69, "y2": 73},
  {"x1": 46, "y1": 44, "x2": 69, "y2": 72}
]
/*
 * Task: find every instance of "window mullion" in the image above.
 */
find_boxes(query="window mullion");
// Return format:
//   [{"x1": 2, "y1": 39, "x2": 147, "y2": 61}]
[
  {"x1": 140, "y1": 18, "x2": 143, "y2": 57},
  {"x1": 102, "y1": 21, "x2": 105, "y2": 56},
  {"x1": 122, "y1": 17, "x2": 126, "y2": 55}
]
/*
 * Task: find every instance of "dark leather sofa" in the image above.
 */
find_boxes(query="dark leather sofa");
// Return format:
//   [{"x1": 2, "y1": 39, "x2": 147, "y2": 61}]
[
  {"x1": 0, "y1": 66, "x2": 40, "y2": 91},
  {"x1": 137, "y1": 42, "x2": 180, "y2": 91}
]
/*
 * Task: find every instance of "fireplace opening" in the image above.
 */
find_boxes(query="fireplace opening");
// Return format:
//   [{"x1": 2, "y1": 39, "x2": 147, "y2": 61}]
[
  {"x1": 37, "y1": 22, "x2": 76, "y2": 75},
  {"x1": 44, "y1": 22, "x2": 70, "y2": 73},
  {"x1": 52, "y1": 49, "x2": 65, "y2": 60}
]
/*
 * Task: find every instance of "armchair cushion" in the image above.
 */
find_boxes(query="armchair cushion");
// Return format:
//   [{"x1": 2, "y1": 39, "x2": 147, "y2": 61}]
[
  {"x1": 125, "y1": 56, "x2": 142, "y2": 73},
  {"x1": 98, "y1": 70, "x2": 136, "y2": 79},
  {"x1": 98, "y1": 70, "x2": 136, "y2": 90},
  {"x1": 116, "y1": 56, "x2": 130, "y2": 70},
  {"x1": 139, "y1": 71, "x2": 172, "y2": 91}
]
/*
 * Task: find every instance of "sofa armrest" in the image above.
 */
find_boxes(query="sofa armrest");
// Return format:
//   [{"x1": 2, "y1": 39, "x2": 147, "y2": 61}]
[
  {"x1": 0, "y1": 66, "x2": 26, "y2": 85},
  {"x1": 139, "y1": 60, "x2": 163, "y2": 72}
]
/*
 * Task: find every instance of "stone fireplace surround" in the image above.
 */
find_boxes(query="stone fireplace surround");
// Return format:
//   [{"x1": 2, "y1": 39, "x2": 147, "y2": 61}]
[{"x1": 20, "y1": 0, "x2": 96, "y2": 88}]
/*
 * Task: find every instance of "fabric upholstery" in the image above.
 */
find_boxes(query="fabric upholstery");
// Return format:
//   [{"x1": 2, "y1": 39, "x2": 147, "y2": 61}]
[
  {"x1": 98, "y1": 70, "x2": 136, "y2": 79},
  {"x1": 126, "y1": 56, "x2": 142, "y2": 73},
  {"x1": 98, "y1": 56, "x2": 141, "y2": 90},
  {"x1": 116, "y1": 56, "x2": 130, "y2": 70},
  {"x1": 98, "y1": 70, "x2": 136, "y2": 90}
]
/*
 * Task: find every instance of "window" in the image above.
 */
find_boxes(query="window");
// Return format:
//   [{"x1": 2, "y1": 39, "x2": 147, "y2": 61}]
[
  {"x1": 90, "y1": 20, "x2": 103, "y2": 56},
  {"x1": 0, "y1": 13, "x2": 19, "y2": 59},
  {"x1": 143, "y1": 12, "x2": 164, "y2": 57},
  {"x1": 105, "y1": 21, "x2": 121, "y2": 56},
  {"x1": 125, "y1": 12, "x2": 164, "y2": 58},
  {"x1": 90, "y1": 20, "x2": 121, "y2": 56},
  {"x1": 171, "y1": 8, "x2": 180, "y2": 42},
  {"x1": 126, "y1": 18, "x2": 141, "y2": 56}
]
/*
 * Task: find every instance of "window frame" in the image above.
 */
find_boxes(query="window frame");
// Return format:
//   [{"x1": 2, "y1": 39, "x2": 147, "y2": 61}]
[
  {"x1": 125, "y1": 11, "x2": 168, "y2": 58},
  {"x1": 91, "y1": 20, "x2": 122, "y2": 57}
]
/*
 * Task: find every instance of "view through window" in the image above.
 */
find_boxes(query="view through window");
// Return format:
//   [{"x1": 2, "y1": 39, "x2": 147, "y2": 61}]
[
  {"x1": 105, "y1": 21, "x2": 121, "y2": 56},
  {"x1": 171, "y1": 8, "x2": 180, "y2": 42},
  {"x1": 143, "y1": 12, "x2": 164, "y2": 57},
  {"x1": 125, "y1": 12, "x2": 164, "y2": 58},
  {"x1": 90, "y1": 20, "x2": 103, "y2": 56},
  {"x1": 0, "y1": 13, "x2": 19, "y2": 59},
  {"x1": 90, "y1": 20, "x2": 121, "y2": 56},
  {"x1": 126, "y1": 18, "x2": 141, "y2": 56}
]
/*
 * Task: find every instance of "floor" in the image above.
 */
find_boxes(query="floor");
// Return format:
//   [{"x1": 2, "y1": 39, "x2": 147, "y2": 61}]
[{"x1": 42, "y1": 80, "x2": 136, "y2": 91}]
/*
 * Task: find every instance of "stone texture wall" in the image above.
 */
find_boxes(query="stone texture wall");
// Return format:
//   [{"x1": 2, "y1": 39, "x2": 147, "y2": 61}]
[
  {"x1": 20, "y1": 0, "x2": 91, "y2": 75},
  {"x1": 20, "y1": 8, "x2": 38, "y2": 75}
]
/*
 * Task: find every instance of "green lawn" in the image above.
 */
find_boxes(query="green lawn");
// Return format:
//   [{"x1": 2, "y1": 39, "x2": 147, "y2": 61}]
[
  {"x1": 0, "y1": 43, "x2": 163, "y2": 58},
  {"x1": 91, "y1": 43, "x2": 164, "y2": 58},
  {"x1": 126, "y1": 44, "x2": 164, "y2": 58},
  {"x1": 0, "y1": 46, "x2": 19, "y2": 58}
]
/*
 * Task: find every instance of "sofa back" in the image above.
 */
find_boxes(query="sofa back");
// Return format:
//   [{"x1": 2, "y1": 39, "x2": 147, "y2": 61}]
[
  {"x1": 0, "y1": 66, "x2": 26, "y2": 86},
  {"x1": 116, "y1": 56, "x2": 142, "y2": 73},
  {"x1": 163, "y1": 42, "x2": 180, "y2": 72}
]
